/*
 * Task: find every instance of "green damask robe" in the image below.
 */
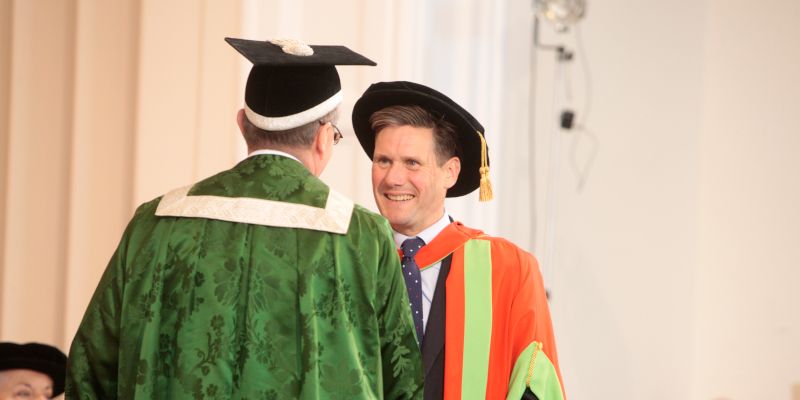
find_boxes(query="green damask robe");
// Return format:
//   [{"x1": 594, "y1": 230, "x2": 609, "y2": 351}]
[{"x1": 66, "y1": 154, "x2": 423, "y2": 399}]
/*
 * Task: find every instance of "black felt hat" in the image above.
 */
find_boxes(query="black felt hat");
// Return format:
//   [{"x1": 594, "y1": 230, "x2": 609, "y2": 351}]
[
  {"x1": 226, "y1": 38, "x2": 376, "y2": 131},
  {"x1": 352, "y1": 81, "x2": 492, "y2": 200},
  {"x1": 0, "y1": 342, "x2": 67, "y2": 395}
]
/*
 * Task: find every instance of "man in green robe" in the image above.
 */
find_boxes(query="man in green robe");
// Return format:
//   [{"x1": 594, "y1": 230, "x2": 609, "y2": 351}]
[{"x1": 66, "y1": 38, "x2": 422, "y2": 399}]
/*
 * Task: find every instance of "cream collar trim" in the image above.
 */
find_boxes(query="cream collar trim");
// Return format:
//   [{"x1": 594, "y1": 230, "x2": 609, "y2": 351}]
[{"x1": 155, "y1": 184, "x2": 353, "y2": 234}]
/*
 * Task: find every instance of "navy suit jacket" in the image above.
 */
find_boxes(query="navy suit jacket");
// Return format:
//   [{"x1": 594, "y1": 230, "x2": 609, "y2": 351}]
[{"x1": 420, "y1": 254, "x2": 450, "y2": 400}]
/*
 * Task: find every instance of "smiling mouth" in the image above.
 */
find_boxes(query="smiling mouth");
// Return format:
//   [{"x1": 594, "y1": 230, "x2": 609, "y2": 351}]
[{"x1": 385, "y1": 193, "x2": 415, "y2": 201}]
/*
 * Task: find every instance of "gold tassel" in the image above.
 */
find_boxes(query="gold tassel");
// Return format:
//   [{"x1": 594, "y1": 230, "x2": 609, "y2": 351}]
[
  {"x1": 479, "y1": 166, "x2": 493, "y2": 202},
  {"x1": 476, "y1": 130, "x2": 493, "y2": 202}
]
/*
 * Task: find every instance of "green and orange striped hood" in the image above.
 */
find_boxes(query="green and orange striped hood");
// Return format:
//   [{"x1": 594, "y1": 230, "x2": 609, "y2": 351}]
[{"x1": 414, "y1": 222, "x2": 565, "y2": 400}]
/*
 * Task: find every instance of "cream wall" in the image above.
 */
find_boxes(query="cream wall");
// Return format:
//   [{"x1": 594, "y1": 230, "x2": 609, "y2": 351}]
[
  {"x1": 133, "y1": 0, "x2": 243, "y2": 206},
  {"x1": 534, "y1": 0, "x2": 800, "y2": 398},
  {"x1": 694, "y1": 0, "x2": 800, "y2": 398},
  {"x1": 0, "y1": 0, "x2": 243, "y2": 349},
  {"x1": 64, "y1": 0, "x2": 139, "y2": 353},
  {"x1": 533, "y1": 1, "x2": 704, "y2": 398},
  {"x1": 2, "y1": 0, "x2": 76, "y2": 346},
  {"x1": 0, "y1": 0, "x2": 11, "y2": 327}
]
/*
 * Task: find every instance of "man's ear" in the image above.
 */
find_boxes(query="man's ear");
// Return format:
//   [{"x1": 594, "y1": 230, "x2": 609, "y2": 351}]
[
  {"x1": 236, "y1": 108, "x2": 246, "y2": 134},
  {"x1": 310, "y1": 122, "x2": 335, "y2": 178},
  {"x1": 443, "y1": 156, "x2": 461, "y2": 189},
  {"x1": 313, "y1": 122, "x2": 332, "y2": 158}
]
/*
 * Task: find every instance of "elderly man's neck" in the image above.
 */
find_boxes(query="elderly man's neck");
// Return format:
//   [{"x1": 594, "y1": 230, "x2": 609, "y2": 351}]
[{"x1": 248, "y1": 145, "x2": 319, "y2": 174}]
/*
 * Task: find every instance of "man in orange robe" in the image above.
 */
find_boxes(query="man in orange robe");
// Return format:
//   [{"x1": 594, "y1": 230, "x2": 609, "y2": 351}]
[{"x1": 352, "y1": 81, "x2": 565, "y2": 399}]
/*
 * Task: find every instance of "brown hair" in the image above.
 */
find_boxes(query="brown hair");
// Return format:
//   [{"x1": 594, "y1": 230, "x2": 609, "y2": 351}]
[{"x1": 369, "y1": 105, "x2": 460, "y2": 165}]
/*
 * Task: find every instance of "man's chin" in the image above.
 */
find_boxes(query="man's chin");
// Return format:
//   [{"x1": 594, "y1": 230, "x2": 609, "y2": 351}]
[
  {"x1": 388, "y1": 220, "x2": 415, "y2": 236},
  {"x1": 380, "y1": 209, "x2": 412, "y2": 229}
]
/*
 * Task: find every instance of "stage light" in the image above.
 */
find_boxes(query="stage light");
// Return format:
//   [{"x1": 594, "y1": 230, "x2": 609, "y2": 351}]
[{"x1": 534, "y1": 0, "x2": 587, "y2": 32}]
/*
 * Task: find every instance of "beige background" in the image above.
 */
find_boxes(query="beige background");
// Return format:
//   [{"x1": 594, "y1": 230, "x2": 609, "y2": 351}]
[{"x1": 1, "y1": 0, "x2": 799, "y2": 399}]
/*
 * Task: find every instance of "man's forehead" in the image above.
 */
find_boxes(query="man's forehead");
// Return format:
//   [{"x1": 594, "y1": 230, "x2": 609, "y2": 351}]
[
  {"x1": 375, "y1": 125, "x2": 435, "y2": 145},
  {"x1": 0, "y1": 368, "x2": 53, "y2": 383},
  {"x1": 374, "y1": 129, "x2": 438, "y2": 158}
]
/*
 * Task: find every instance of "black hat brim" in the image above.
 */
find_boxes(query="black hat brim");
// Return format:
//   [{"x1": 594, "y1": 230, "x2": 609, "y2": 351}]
[{"x1": 352, "y1": 81, "x2": 488, "y2": 198}]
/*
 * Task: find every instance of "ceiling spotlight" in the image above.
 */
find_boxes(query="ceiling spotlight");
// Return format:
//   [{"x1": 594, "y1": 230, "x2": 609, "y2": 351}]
[{"x1": 535, "y1": 0, "x2": 587, "y2": 32}]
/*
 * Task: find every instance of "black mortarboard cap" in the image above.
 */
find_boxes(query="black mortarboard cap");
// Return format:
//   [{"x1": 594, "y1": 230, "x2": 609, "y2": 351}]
[
  {"x1": 226, "y1": 38, "x2": 376, "y2": 131},
  {"x1": 352, "y1": 81, "x2": 493, "y2": 200}
]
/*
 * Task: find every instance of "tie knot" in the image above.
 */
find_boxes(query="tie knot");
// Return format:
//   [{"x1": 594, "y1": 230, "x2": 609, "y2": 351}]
[{"x1": 400, "y1": 237, "x2": 425, "y2": 258}]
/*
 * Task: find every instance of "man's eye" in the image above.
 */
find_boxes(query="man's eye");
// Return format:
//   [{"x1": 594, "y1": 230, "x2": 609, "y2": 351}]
[
  {"x1": 374, "y1": 159, "x2": 390, "y2": 167},
  {"x1": 405, "y1": 160, "x2": 420, "y2": 168}
]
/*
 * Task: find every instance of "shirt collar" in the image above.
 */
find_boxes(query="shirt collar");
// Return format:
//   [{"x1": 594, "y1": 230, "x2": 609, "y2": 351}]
[
  {"x1": 247, "y1": 149, "x2": 301, "y2": 164},
  {"x1": 392, "y1": 211, "x2": 451, "y2": 248}
]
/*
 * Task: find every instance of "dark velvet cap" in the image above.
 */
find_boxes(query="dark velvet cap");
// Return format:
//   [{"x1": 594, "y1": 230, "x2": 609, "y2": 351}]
[
  {"x1": 352, "y1": 81, "x2": 489, "y2": 198},
  {"x1": 0, "y1": 342, "x2": 67, "y2": 396},
  {"x1": 226, "y1": 38, "x2": 376, "y2": 131}
]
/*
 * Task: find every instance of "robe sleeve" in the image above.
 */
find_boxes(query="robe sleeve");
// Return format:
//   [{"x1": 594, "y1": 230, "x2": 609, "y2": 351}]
[
  {"x1": 506, "y1": 249, "x2": 566, "y2": 400},
  {"x1": 65, "y1": 210, "x2": 142, "y2": 399},
  {"x1": 374, "y1": 220, "x2": 424, "y2": 399}
]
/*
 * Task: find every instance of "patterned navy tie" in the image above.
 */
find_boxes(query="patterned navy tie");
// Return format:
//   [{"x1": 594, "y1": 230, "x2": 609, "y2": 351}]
[{"x1": 401, "y1": 237, "x2": 426, "y2": 345}]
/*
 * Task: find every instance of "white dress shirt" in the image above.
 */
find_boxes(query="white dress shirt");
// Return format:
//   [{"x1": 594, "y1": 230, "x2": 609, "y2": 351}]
[{"x1": 393, "y1": 212, "x2": 451, "y2": 333}]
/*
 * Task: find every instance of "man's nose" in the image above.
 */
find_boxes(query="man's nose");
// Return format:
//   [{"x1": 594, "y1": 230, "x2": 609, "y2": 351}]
[{"x1": 383, "y1": 163, "x2": 406, "y2": 185}]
